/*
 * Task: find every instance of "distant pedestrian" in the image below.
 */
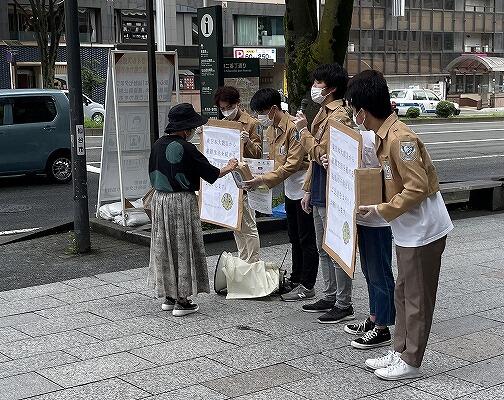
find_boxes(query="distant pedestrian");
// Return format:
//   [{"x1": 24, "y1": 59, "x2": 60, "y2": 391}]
[
  {"x1": 148, "y1": 103, "x2": 237, "y2": 317},
  {"x1": 214, "y1": 86, "x2": 262, "y2": 263},
  {"x1": 346, "y1": 70, "x2": 453, "y2": 380}
]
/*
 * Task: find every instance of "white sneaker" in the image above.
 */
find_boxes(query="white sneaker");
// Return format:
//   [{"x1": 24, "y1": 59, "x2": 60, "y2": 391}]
[
  {"x1": 365, "y1": 350, "x2": 401, "y2": 370},
  {"x1": 374, "y1": 358, "x2": 423, "y2": 381}
]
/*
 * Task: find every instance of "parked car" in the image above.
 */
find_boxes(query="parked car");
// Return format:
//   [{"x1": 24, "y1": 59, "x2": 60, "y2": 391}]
[
  {"x1": 63, "y1": 90, "x2": 105, "y2": 123},
  {"x1": 0, "y1": 89, "x2": 72, "y2": 183},
  {"x1": 390, "y1": 88, "x2": 460, "y2": 116}
]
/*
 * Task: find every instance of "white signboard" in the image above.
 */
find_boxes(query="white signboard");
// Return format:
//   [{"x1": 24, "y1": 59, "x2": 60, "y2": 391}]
[
  {"x1": 323, "y1": 121, "x2": 362, "y2": 278},
  {"x1": 233, "y1": 48, "x2": 277, "y2": 62},
  {"x1": 97, "y1": 50, "x2": 178, "y2": 223},
  {"x1": 200, "y1": 120, "x2": 243, "y2": 230},
  {"x1": 244, "y1": 158, "x2": 274, "y2": 215}
]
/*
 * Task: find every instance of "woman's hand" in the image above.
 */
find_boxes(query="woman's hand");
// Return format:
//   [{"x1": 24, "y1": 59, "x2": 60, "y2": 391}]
[
  {"x1": 301, "y1": 192, "x2": 312, "y2": 214},
  {"x1": 219, "y1": 158, "x2": 238, "y2": 178},
  {"x1": 240, "y1": 131, "x2": 250, "y2": 143},
  {"x1": 320, "y1": 154, "x2": 329, "y2": 170},
  {"x1": 242, "y1": 176, "x2": 263, "y2": 191},
  {"x1": 358, "y1": 205, "x2": 381, "y2": 219}
]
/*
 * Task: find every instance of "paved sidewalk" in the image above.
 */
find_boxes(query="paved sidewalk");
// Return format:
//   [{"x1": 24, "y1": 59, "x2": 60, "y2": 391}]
[{"x1": 0, "y1": 213, "x2": 503, "y2": 400}]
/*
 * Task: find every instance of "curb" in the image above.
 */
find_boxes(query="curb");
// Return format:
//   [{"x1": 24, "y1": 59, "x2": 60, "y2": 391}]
[
  {"x1": 90, "y1": 216, "x2": 287, "y2": 247},
  {"x1": 0, "y1": 222, "x2": 74, "y2": 246},
  {"x1": 403, "y1": 117, "x2": 504, "y2": 124}
]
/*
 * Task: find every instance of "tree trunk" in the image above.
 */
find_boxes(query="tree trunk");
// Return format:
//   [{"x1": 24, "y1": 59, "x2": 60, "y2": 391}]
[{"x1": 284, "y1": 1, "x2": 354, "y2": 113}]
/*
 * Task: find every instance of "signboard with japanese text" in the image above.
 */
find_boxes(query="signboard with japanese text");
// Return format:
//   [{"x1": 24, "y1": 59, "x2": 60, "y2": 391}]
[
  {"x1": 233, "y1": 48, "x2": 277, "y2": 62},
  {"x1": 198, "y1": 6, "x2": 224, "y2": 119},
  {"x1": 223, "y1": 57, "x2": 260, "y2": 114},
  {"x1": 97, "y1": 50, "x2": 177, "y2": 223},
  {"x1": 244, "y1": 158, "x2": 274, "y2": 215},
  {"x1": 323, "y1": 120, "x2": 362, "y2": 278},
  {"x1": 199, "y1": 120, "x2": 244, "y2": 230}
]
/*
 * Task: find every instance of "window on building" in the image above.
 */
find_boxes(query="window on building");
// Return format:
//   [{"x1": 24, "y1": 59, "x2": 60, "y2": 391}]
[
  {"x1": 8, "y1": 4, "x2": 35, "y2": 40},
  {"x1": 192, "y1": 16, "x2": 198, "y2": 45},
  {"x1": 235, "y1": 15, "x2": 284, "y2": 46},
  {"x1": 422, "y1": 32, "x2": 432, "y2": 50},
  {"x1": 361, "y1": 30, "x2": 373, "y2": 51},
  {"x1": 78, "y1": 8, "x2": 99, "y2": 43},
  {"x1": 410, "y1": 31, "x2": 421, "y2": 51},
  {"x1": 445, "y1": 0, "x2": 455, "y2": 10},
  {"x1": 12, "y1": 97, "x2": 57, "y2": 125},
  {"x1": 443, "y1": 32, "x2": 454, "y2": 50},
  {"x1": 432, "y1": 32, "x2": 442, "y2": 50}
]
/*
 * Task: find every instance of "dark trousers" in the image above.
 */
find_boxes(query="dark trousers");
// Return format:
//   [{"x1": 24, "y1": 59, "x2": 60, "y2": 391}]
[
  {"x1": 284, "y1": 196, "x2": 319, "y2": 290},
  {"x1": 394, "y1": 235, "x2": 447, "y2": 368},
  {"x1": 357, "y1": 225, "x2": 395, "y2": 326}
]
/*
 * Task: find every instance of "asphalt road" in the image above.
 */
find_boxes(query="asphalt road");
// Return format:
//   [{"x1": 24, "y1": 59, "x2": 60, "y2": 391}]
[{"x1": 0, "y1": 120, "x2": 503, "y2": 237}]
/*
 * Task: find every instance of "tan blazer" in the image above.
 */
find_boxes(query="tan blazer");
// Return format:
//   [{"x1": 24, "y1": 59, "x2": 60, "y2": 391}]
[
  {"x1": 261, "y1": 112, "x2": 309, "y2": 189},
  {"x1": 300, "y1": 99, "x2": 353, "y2": 191},
  {"x1": 234, "y1": 109, "x2": 262, "y2": 159},
  {"x1": 376, "y1": 113, "x2": 440, "y2": 222}
]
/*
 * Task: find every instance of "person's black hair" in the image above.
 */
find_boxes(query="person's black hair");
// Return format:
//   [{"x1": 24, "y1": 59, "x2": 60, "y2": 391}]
[
  {"x1": 250, "y1": 88, "x2": 282, "y2": 113},
  {"x1": 214, "y1": 86, "x2": 240, "y2": 105},
  {"x1": 311, "y1": 63, "x2": 349, "y2": 99},
  {"x1": 345, "y1": 70, "x2": 393, "y2": 119}
]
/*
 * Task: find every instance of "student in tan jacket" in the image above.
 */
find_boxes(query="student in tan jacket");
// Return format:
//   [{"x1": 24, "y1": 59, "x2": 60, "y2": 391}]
[
  {"x1": 243, "y1": 88, "x2": 318, "y2": 300},
  {"x1": 346, "y1": 70, "x2": 453, "y2": 381},
  {"x1": 214, "y1": 86, "x2": 262, "y2": 263}
]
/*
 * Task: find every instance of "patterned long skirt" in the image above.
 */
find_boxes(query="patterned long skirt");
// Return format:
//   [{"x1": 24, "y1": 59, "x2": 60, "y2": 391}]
[{"x1": 148, "y1": 190, "x2": 210, "y2": 299}]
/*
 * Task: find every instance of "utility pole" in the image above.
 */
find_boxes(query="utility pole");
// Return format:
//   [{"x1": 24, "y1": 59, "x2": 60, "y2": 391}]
[
  {"x1": 64, "y1": 0, "x2": 91, "y2": 253},
  {"x1": 146, "y1": 0, "x2": 159, "y2": 146}
]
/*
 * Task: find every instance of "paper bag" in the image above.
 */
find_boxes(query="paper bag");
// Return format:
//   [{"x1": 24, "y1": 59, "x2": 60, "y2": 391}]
[
  {"x1": 355, "y1": 168, "x2": 383, "y2": 206},
  {"x1": 231, "y1": 162, "x2": 254, "y2": 189}
]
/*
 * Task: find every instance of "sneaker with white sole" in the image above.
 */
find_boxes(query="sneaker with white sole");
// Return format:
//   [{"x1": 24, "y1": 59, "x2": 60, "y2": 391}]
[
  {"x1": 161, "y1": 297, "x2": 176, "y2": 311},
  {"x1": 281, "y1": 284, "x2": 315, "y2": 302},
  {"x1": 351, "y1": 327, "x2": 392, "y2": 349},
  {"x1": 365, "y1": 350, "x2": 401, "y2": 370},
  {"x1": 374, "y1": 358, "x2": 423, "y2": 381},
  {"x1": 172, "y1": 301, "x2": 199, "y2": 317},
  {"x1": 344, "y1": 317, "x2": 375, "y2": 335}
]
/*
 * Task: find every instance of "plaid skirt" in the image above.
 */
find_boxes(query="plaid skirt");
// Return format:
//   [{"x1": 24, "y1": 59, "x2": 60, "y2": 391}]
[{"x1": 148, "y1": 190, "x2": 210, "y2": 299}]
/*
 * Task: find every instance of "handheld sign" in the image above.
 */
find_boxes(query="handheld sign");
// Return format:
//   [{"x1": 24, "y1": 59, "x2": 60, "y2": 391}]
[
  {"x1": 323, "y1": 120, "x2": 362, "y2": 278},
  {"x1": 199, "y1": 119, "x2": 244, "y2": 231}
]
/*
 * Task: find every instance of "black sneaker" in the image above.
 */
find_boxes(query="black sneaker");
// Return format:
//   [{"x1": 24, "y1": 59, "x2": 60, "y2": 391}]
[
  {"x1": 172, "y1": 301, "x2": 199, "y2": 317},
  {"x1": 351, "y1": 327, "x2": 392, "y2": 349},
  {"x1": 344, "y1": 317, "x2": 375, "y2": 335},
  {"x1": 302, "y1": 299, "x2": 335, "y2": 313},
  {"x1": 317, "y1": 306, "x2": 355, "y2": 324},
  {"x1": 161, "y1": 297, "x2": 176, "y2": 311}
]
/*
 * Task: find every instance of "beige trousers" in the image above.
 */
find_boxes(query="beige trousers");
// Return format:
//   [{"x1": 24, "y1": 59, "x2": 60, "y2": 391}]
[
  {"x1": 394, "y1": 235, "x2": 447, "y2": 368},
  {"x1": 234, "y1": 194, "x2": 260, "y2": 263}
]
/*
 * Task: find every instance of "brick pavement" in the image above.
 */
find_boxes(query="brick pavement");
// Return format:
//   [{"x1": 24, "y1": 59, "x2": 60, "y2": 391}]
[{"x1": 0, "y1": 213, "x2": 503, "y2": 399}]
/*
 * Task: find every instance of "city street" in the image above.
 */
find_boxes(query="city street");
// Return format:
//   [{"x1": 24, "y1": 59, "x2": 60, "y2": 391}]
[{"x1": 0, "y1": 120, "x2": 503, "y2": 238}]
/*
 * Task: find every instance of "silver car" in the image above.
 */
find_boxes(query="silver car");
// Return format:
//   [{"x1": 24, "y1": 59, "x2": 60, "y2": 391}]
[{"x1": 63, "y1": 90, "x2": 105, "y2": 123}]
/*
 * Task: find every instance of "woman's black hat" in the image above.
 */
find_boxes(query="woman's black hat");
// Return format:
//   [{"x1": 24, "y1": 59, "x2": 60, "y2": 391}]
[{"x1": 164, "y1": 103, "x2": 208, "y2": 133}]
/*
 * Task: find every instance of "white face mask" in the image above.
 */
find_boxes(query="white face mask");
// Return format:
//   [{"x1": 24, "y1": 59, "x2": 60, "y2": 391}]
[
  {"x1": 353, "y1": 110, "x2": 367, "y2": 131},
  {"x1": 222, "y1": 107, "x2": 238, "y2": 120},
  {"x1": 257, "y1": 108, "x2": 274, "y2": 127},
  {"x1": 311, "y1": 86, "x2": 330, "y2": 104}
]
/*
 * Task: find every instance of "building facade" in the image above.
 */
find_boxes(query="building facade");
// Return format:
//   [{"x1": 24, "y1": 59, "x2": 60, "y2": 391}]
[{"x1": 1, "y1": 0, "x2": 504, "y2": 106}]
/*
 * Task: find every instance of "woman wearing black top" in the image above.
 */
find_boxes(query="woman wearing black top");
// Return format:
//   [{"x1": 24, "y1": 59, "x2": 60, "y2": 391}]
[{"x1": 148, "y1": 103, "x2": 237, "y2": 317}]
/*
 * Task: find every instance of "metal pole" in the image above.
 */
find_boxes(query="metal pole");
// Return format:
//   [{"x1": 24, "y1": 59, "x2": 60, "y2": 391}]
[
  {"x1": 64, "y1": 0, "x2": 91, "y2": 253},
  {"x1": 155, "y1": 0, "x2": 166, "y2": 51},
  {"x1": 146, "y1": 0, "x2": 159, "y2": 146}
]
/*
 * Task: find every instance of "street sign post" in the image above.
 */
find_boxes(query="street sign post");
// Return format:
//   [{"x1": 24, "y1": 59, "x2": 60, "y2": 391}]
[
  {"x1": 65, "y1": 0, "x2": 91, "y2": 253},
  {"x1": 198, "y1": 5, "x2": 224, "y2": 119}
]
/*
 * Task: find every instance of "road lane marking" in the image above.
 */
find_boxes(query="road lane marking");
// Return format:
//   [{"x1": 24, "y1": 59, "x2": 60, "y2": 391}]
[
  {"x1": 86, "y1": 146, "x2": 102, "y2": 150},
  {"x1": 0, "y1": 227, "x2": 41, "y2": 236},
  {"x1": 417, "y1": 128, "x2": 504, "y2": 135},
  {"x1": 410, "y1": 121, "x2": 504, "y2": 127},
  {"x1": 86, "y1": 161, "x2": 101, "y2": 165},
  {"x1": 86, "y1": 165, "x2": 101, "y2": 174},
  {"x1": 425, "y1": 138, "x2": 504, "y2": 145},
  {"x1": 433, "y1": 154, "x2": 504, "y2": 162}
]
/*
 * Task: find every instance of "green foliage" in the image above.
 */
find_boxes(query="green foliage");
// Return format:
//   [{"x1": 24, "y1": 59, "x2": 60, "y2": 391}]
[
  {"x1": 84, "y1": 117, "x2": 103, "y2": 129},
  {"x1": 81, "y1": 60, "x2": 105, "y2": 97},
  {"x1": 406, "y1": 107, "x2": 420, "y2": 118},
  {"x1": 436, "y1": 101, "x2": 457, "y2": 118}
]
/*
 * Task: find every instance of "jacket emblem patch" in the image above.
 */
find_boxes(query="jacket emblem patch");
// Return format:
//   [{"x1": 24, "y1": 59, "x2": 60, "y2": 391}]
[{"x1": 400, "y1": 141, "x2": 418, "y2": 161}]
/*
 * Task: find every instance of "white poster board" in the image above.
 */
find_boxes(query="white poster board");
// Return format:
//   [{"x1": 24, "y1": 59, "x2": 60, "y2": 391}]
[
  {"x1": 97, "y1": 50, "x2": 179, "y2": 224},
  {"x1": 244, "y1": 158, "x2": 274, "y2": 215},
  {"x1": 323, "y1": 120, "x2": 362, "y2": 278},
  {"x1": 199, "y1": 120, "x2": 244, "y2": 230}
]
